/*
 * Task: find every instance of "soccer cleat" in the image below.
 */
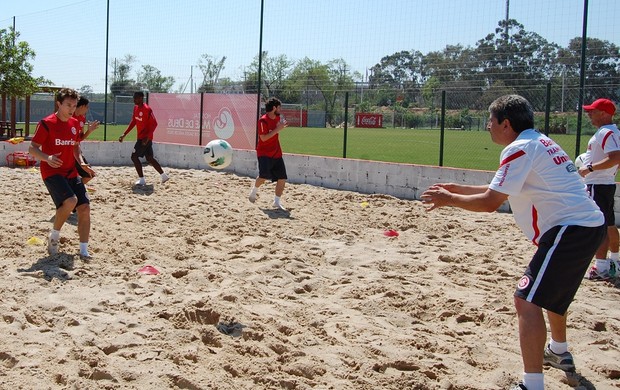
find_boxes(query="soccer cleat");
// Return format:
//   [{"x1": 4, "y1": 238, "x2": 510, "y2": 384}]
[
  {"x1": 586, "y1": 266, "x2": 614, "y2": 281},
  {"x1": 135, "y1": 177, "x2": 146, "y2": 186},
  {"x1": 543, "y1": 344, "x2": 575, "y2": 372},
  {"x1": 47, "y1": 238, "x2": 59, "y2": 256},
  {"x1": 509, "y1": 383, "x2": 528, "y2": 390},
  {"x1": 161, "y1": 173, "x2": 169, "y2": 184},
  {"x1": 79, "y1": 253, "x2": 93, "y2": 261}
]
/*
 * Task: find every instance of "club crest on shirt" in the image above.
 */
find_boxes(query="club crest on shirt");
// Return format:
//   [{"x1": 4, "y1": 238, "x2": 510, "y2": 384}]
[
  {"x1": 72, "y1": 127, "x2": 77, "y2": 135},
  {"x1": 517, "y1": 275, "x2": 530, "y2": 290}
]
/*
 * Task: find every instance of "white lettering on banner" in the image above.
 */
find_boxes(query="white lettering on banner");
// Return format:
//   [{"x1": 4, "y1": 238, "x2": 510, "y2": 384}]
[
  {"x1": 361, "y1": 116, "x2": 377, "y2": 126},
  {"x1": 55, "y1": 139, "x2": 76, "y2": 146}
]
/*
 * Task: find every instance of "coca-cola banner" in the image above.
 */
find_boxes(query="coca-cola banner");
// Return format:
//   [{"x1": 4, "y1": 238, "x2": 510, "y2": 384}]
[
  {"x1": 150, "y1": 93, "x2": 258, "y2": 150},
  {"x1": 355, "y1": 113, "x2": 383, "y2": 128}
]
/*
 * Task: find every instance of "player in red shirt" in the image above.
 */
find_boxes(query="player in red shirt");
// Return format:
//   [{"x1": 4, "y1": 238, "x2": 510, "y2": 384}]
[
  {"x1": 73, "y1": 96, "x2": 99, "y2": 184},
  {"x1": 248, "y1": 97, "x2": 289, "y2": 211},
  {"x1": 28, "y1": 88, "x2": 93, "y2": 259},
  {"x1": 118, "y1": 91, "x2": 169, "y2": 186}
]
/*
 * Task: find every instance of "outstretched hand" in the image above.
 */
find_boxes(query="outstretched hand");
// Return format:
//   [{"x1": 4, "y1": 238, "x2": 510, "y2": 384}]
[{"x1": 420, "y1": 184, "x2": 453, "y2": 211}]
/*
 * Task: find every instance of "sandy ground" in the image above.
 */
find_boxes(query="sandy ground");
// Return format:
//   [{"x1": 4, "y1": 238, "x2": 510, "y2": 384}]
[{"x1": 0, "y1": 165, "x2": 618, "y2": 390}]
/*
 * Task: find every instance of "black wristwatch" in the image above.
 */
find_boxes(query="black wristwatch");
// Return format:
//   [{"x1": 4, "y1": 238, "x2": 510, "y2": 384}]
[{"x1": 587, "y1": 164, "x2": 594, "y2": 172}]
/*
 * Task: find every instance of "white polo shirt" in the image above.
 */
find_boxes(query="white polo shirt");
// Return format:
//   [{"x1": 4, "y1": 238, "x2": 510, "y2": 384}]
[
  {"x1": 489, "y1": 129, "x2": 604, "y2": 244},
  {"x1": 583, "y1": 124, "x2": 620, "y2": 185}
]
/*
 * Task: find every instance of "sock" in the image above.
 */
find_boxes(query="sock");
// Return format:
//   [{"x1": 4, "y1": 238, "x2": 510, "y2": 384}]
[
  {"x1": 50, "y1": 229, "x2": 60, "y2": 241},
  {"x1": 609, "y1": 252, "x2": 619, "y2": 262},
  {"x1": 274, "y1": 196, "x2": 281, "y2": 205},
  {"x1": 522, "y1": 372, "x2": 544, "y2": 390},
  {"x1": 79, "y1": 242, "x2": 89, "y2": 256},
  {"x1": 549, "y1": 339, "x2": 568, "y2": 354},
  {"x1": 249, "y1": 187, "x2": 257, "y2": 196},
  {"x1": 595, "y1": 258, "x2": 610, "y2": 272}
]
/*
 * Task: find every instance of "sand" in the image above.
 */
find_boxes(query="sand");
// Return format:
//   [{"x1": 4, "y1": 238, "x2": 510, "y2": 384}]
[{"x1": 0, "y1": 165, "x2": 618, "y2": 390}]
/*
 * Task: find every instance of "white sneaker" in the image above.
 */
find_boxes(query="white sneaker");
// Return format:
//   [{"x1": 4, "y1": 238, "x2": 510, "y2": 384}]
[
  {"x1": 47, "y1": 238, "x2": 59, "y2": 255},
  {"x1": 161, "y1": 173, "x2": 169, "y2": 184},
  {"x1": 135, "y1": 177, "x2": 146, "y2": 186},
  {"x1": 273, "y1": 201, "x2": 287, "y2": 211}
]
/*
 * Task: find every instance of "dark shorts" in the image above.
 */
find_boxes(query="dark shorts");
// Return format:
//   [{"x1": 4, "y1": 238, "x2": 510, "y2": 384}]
[
  {"x1": 75, "y1": 154, "x2": 92, "y2": 178},
  {"x1": 257, "y1": 156, "x2": 287, "y2": 182},
  {"x1": 43, "y1": 174, "x2": 90, "y2": 209},
  {"x1": 133, "y1": 139, "x2": 154, "y2": 158},
  {"x1": 587, "y1": 184, "x2": 616, "y2": 226},
  {"x1": 514, "y1": 224, "x2": 605, "y2": 314}
]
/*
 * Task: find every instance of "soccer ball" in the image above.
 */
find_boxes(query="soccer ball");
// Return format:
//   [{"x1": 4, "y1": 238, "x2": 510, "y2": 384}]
[
  {"x1": 203, "y1": 139, "x2": 233, "y2": 169},
  {"x1": 574, "y1": 153, "x2": 587, "y2": 169}
]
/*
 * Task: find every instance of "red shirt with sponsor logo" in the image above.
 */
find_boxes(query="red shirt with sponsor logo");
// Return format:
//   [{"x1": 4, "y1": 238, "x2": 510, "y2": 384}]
[
  {"x1": 489, "y1": 129, "x2": 604, "y2": 244},
  {"x1": 256, "y1": 114, "x2": 282, "y2": 158},
  {"x1": 125, "y1": 103, "x2": 157, "y2": 140},
  {"x1": 32, "y1": 113, "x2": 81, "y2": 180}
]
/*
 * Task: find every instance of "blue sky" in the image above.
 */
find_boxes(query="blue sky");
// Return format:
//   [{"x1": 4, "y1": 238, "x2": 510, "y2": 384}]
[{"x1": 2, "y1": 0, "x2": 618, "y2": 93}]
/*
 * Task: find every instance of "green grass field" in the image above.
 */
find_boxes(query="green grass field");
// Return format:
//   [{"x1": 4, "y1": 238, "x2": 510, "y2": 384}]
[{"x1": 52, "y1": 123, "x2": 597, "y2": 174}]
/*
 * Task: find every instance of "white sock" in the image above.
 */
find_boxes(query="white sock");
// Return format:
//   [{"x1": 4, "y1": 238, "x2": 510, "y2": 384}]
[
  {"x1": 595, "y1": 258, "x2": 610, "y2": 272},
  {"x1": 609, "y1": 252, "x2": 619, "y2": 261},
  {"x1": 50, "y1": 229, "x2": 60, "y2": 241},
  {"x1": 549, "y1": 339, "x2": 568, "y2": 354},
  {"x1": 79, "y1": 242, "x2": 89, "y2": 256},
  {"x1": 522, "y1": 373, "x2": 544, "y2": 390},
  {"x1": 250, "y1": 187, "x2": 257, "y2": 196},
  {"x1": 274, "y1": 196, "x2": 281, "y2": 205}
]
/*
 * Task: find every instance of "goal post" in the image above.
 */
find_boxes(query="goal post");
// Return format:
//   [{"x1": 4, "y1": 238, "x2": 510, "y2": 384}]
[{"x1": 280, "y1": 103, "x2": 306, "y2": 127}]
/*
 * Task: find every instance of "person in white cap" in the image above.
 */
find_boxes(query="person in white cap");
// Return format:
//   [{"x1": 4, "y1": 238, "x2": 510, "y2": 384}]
[{"x1": 579, "y1": 98, "x2": 620, "y2": 281}]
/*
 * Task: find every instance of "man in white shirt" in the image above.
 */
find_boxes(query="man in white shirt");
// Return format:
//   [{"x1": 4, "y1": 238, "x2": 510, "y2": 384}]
[
  {"x1": 422, "y1": 95, "x2": 605, "y2": 390},
  {"x1": 579, "y1": 98, "x2": 620, "y2": 281}
]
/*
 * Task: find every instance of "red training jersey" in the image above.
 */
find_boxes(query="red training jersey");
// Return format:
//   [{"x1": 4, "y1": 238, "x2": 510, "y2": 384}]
[
  {"x1": 32, "y1": 113, "x2": 80, "y2": 180},
  {"x1": 73, "y1": 114, "x2": 87, "y2": 140},
  {"x1": 256, "y1": 114, "x2": 282, "y2": 158},
  {"x1": 125, "y1": 103, "x2": 157, "y2": 140}
]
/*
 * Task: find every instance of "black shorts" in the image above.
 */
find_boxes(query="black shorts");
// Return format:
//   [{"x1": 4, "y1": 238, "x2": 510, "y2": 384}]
[
  {"x1": 75, "y1": 154, "x2": 92, "y2": 178},
  {"x1": 587, "y1": 184, "x2": 616, "y2": 226},
  {"x1": 514, "y1": 224, "x2": 605, "y2": 314},
  {"x1": 43, "y1": 174, "x2": 90, "y2": 210},
  {"x1": 257, "y1": 156, "x2": 287, "y2": 182},
  {"x1": 133, "y1": 139, "x2": 154, "y2": 158}
]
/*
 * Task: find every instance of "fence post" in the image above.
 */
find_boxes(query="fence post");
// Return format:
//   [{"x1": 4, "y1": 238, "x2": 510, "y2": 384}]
[
  {"x1": 199, "y1": 92, "x2": 204, "y2": 146},
  {"x1": 439, "y1": 90, "x2": 446, "y2": 167},
  {"x1": 544, "y1": 82, "x2": 551, "y2": 136},
  {"x1": 343, "y1": 92, "x2": 349, "y2": 158}
]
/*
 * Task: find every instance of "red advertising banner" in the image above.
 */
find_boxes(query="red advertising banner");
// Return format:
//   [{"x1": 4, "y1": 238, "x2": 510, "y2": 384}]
[
  {"x1": 355, "y1": 113, "x2": 383, "y2": 128},
  {"x1": 280, "y1": 108, "x2": 308, "y2": 127},
  {"x1": 150, "y1": 93, "x2": 258, "y2": 150}
]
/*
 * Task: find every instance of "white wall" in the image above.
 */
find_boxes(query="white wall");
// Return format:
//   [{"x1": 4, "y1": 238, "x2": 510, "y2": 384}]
[{"x1": 4, "y1": 140, "x2": 619, "y2": 220}]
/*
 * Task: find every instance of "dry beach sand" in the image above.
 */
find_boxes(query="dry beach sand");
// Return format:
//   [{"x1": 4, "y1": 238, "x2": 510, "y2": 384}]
[{"x1": 0, "y1": 165, "x2": 618, "y2": 390}]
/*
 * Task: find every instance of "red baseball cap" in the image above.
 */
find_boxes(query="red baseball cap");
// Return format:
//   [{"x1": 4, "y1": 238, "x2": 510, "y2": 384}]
[{"x1": 583, "y1": 98, "x2": 616, "y2": 115}]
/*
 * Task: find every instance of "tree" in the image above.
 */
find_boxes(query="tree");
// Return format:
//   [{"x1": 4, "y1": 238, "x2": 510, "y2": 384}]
[
  {"x1": 246, "y1": 51, "x2": 294, "y2": 98},
  {"x1": 474, "y1": 19, "x2": 561, "y2": 107},
  {"x1": 0, "y1": 27, "x2": 47, "y2": 99},
  {"x1": 557, "y1": 37, "x2": 620, "y2": 106},
  {"x1": 110, "y1": 54, "x2": 137, "y2": 96},
  {"x1": 136, "y1": 64, "x2": 174, "y2": 93},
  {"x1": 78, "y1": 85, "x2": 94, "y2": 98},
  {"x1": 197, "y1": 54, "x2": 226, "y2": 93}
]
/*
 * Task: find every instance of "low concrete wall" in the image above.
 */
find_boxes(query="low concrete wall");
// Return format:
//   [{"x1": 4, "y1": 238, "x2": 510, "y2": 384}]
[{"x1": 4, "y1": 140, "x2": 619, "y2": 219}]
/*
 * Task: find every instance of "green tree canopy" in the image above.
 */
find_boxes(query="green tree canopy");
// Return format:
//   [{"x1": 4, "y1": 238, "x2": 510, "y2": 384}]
[{"x1": 0, "y1": 27, "x2": 47, "y2": 98}]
